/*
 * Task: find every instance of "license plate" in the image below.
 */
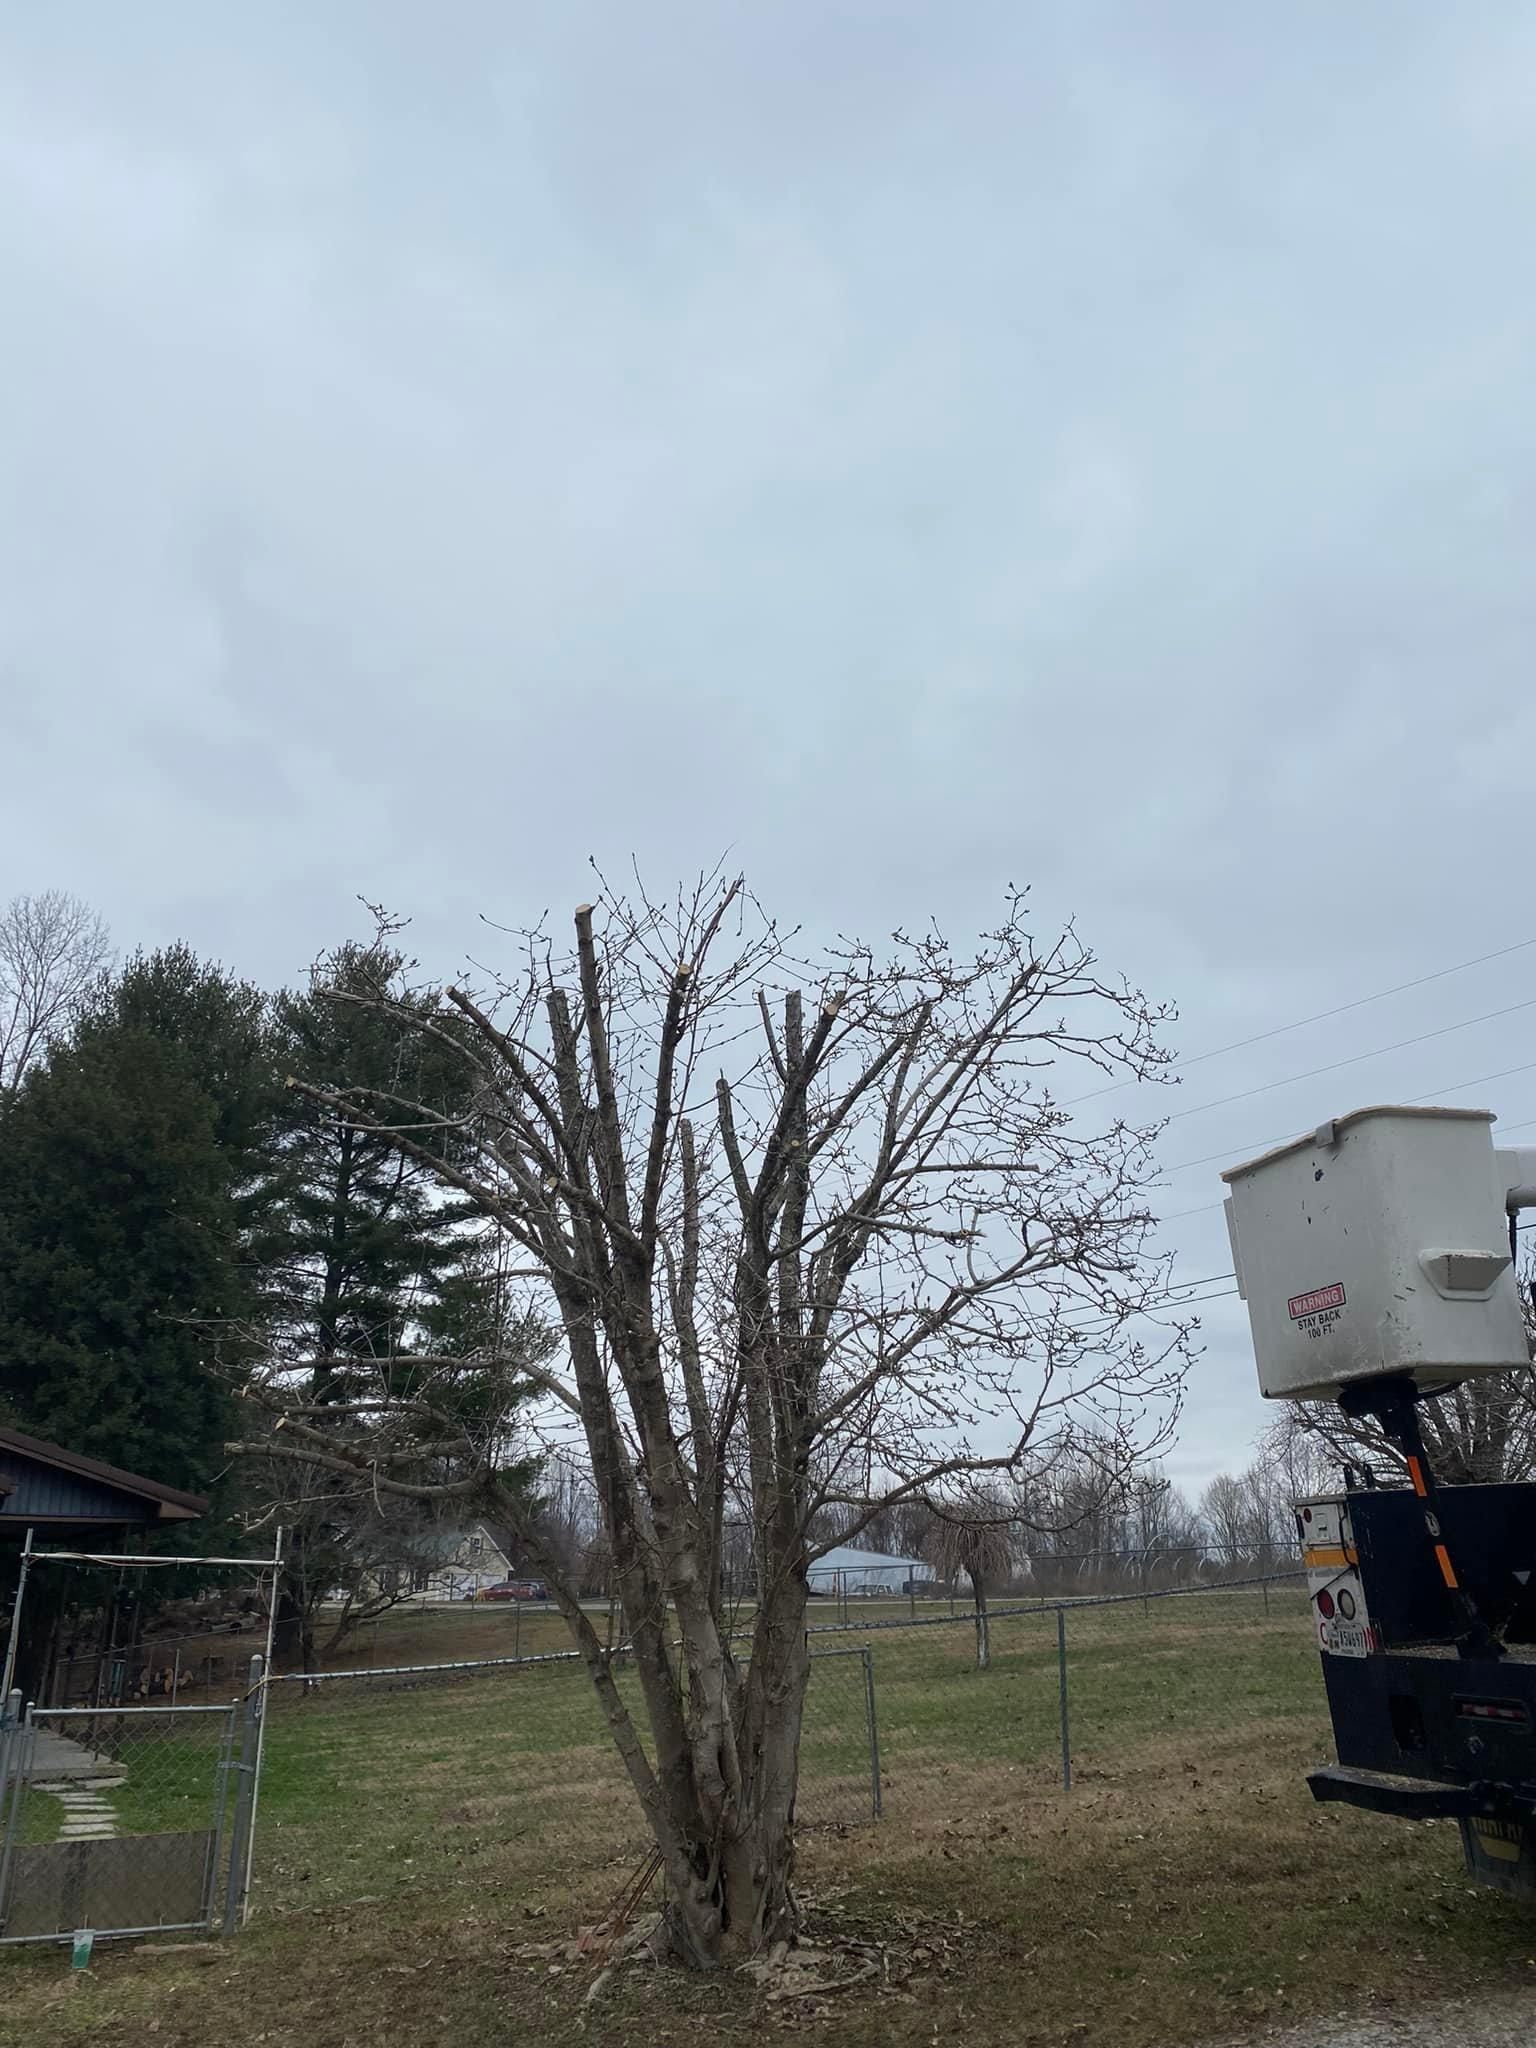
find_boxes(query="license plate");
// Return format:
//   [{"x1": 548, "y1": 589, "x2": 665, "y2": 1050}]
[{"x1": 1325, "y1": 1621, "x2": 1369, "y2": 1659}]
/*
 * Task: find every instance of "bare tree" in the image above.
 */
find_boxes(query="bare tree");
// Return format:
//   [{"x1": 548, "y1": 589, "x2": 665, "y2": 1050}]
[
  {"x1": 924, "y1": 1486, "x2": 1015, "y2": 1667},
  {"x1": 0, "y1": 890, "x2": 111, "y2": 1097},
  {"x1": 1266, "y1": 1379, "x2": 1536, "y2": 1491},
  {"x1": 1250, "y1": 1409, "x2": 1341, "y2": 1504},
  {"x1": 241, "y1": 1447, "x2": 482, "y2": 1666},
  {"x1": 1245, "y1": 1243, "x2": 1536, "y2": 1495},
  {"x1": 1200, "y1": 1471, "x2": 1251, "y2": 1562},
  {"x1": 251, "y1": 874, "x2": 1190, "y2": 1967}
]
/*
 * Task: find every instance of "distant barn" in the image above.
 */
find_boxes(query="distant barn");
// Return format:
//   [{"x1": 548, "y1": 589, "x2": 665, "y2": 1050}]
[{"x1": 807, "y1": 1545, "x2": 934, "y2": 1596}]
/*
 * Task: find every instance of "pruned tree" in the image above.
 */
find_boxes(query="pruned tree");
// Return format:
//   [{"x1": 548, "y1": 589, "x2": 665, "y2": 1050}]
[
  {"x1": 0, "y1": 890, "x2": 111, "y2": 1099},
  {"x1": 253, "y1": 873, "x2": 1191, "y2": 1967}
]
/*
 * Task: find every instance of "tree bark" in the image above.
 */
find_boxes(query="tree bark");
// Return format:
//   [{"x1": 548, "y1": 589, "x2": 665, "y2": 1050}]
[
  {"x1": 970, "y1": 1567, "x2": 990, "y2": 1670},
  {"x1": 250, "y1": 879, "x2": 1188, "y2": 1971}
]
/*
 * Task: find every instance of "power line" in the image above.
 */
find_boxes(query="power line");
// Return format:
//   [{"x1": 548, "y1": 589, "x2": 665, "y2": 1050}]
[
  {"x1": 1161, "y1": 997, "x2": 1536, "y2": 1126},
  {"x1": 1066, "y1": 935, "x2": 1536, "y2": 1109},
  {"x1": 1156, "y1": 1058, "x2": 1536, "y2": 1177},
  {"x1": 1055, "y1": 1271, "x2": 1236, "y2": 1318},
  {"x1": 1056, "y1": 1281, "x2": 1241, "y2": 1337},
  {"x1": 1155, "y1": 1198, "x2": 1228, "y2": 1225},
  {"x1": 1146, "y1": 1101, "x2": 1536, "y2": 1232}
]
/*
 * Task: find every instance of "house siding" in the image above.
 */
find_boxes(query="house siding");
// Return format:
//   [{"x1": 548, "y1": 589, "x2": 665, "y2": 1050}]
[{"x1": 0, "y1": 1449, "x2": 156, "y2": 1525}]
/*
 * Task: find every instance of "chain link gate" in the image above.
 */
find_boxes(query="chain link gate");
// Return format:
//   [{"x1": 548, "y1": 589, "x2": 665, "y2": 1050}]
[{"x1": 0, "y1": 1675, "x2": 261, "y2": 1946}]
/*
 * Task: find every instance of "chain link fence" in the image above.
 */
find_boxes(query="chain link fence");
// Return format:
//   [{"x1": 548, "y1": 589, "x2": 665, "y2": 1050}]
[
  {"x1": 0, "y1": 1570, "x2": 1309, "y2": 1942},
  {"x1": 797, "y1": 1573, "x2": 1316, "y2": 1809},
  {"x1": 799, "y1": 1544, "x2": 1303, "y2": 1624},
  {"x1": 0, "y1": 1693, "x2": 257, "y2": 1944},
  {"x1": 250, "y1": 1635, "x2": 879, "y2": 1924},
  {"x1": 1050, "y1": 1579, "x2": 1316, "y2": 1783},
  {"x1": 240, "y1": 1574, "x2": 1312, "y2": 1918}
]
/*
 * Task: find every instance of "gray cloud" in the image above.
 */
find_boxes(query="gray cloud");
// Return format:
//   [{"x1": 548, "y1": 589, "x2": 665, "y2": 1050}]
[{"x1": 4, "y1": 2, "x2": 1535, "y2": 1493}]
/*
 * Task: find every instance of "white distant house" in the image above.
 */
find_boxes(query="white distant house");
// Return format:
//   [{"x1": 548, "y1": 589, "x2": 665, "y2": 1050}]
[
  {"x1": 807, "y1": 1545, "x2": 934, "y2": 1597},
  {"x1": 409, "y1": 1520, "x2": 516, "y2": 1602}
]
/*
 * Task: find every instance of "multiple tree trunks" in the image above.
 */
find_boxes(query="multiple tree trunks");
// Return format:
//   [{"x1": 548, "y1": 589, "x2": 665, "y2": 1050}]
[{"x1": 251, "y1": 876, "x2": 1186, "y2": 1966}]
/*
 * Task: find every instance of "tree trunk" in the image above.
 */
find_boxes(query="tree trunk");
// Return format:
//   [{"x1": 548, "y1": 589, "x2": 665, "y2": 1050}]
[
  {"x1": 970, "y1": 1568, "x2": 990, "y2": 1669},
  {"x1": 272, "y1": 1582, "x2": 315, "y2": 1671},
  {"x1": 653, "y1": 1576, "x2": 810, "y2": 1967}
]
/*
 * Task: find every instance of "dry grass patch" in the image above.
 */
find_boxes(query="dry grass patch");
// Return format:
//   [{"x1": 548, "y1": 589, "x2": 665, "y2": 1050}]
[{"x1": 6, "y1": 1595, "x2": 1531, "y2": 2048}]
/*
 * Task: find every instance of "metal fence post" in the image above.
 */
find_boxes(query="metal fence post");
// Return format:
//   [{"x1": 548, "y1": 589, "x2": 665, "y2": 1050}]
[
  {"x1": 861, "y1": 1646, "x2": 882, "y2": 1819},
  {"x1": 221, "y1": 1656, "x2": 264, "y2": 1936},
  {"x1": 0, "y1": 1529, "x2": 33, "y2": 1710},
  {"x1": 0, "y1": 1702, "x2": 34, "y2": 1931},
  {"x1": 1056, "y1": 1607, "x2": 1071, "y2": 1792}
]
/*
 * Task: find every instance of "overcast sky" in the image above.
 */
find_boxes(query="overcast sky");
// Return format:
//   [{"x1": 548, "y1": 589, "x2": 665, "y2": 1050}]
[{"x1": 4, "y1": 4, "x2": 1535, "y2": 1497}]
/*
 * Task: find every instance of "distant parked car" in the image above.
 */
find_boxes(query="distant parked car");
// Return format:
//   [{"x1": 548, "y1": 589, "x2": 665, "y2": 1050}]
[{"x1": 468, "y1": 1578, "x2": 548, "y2": 1602}]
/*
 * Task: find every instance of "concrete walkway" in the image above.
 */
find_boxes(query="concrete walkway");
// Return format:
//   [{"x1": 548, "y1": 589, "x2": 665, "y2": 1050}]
[
  {"x1": 26, "y1": 1726, "x2": 125, "y2": 1840},
  {"x1": 27, "y1": 1725, "x2": 120, "y2": 1783}
]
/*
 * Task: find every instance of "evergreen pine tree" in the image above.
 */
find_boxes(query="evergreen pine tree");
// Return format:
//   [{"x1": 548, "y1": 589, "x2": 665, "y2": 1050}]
[
  {"x1": 254, "y1": 943, "x2": 541, "y2": 1664},
  {"x1": 0, "y1": 1020, "x2": 241, "y2": 1490}
]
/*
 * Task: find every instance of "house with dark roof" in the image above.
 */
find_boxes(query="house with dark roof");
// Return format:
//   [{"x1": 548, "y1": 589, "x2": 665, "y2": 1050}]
[
  {"x1": 1, "y1": 1427, "x2": 209, "y2": 1706},
  {"x1": 0, "y1": 1426, "x2": 207, "y2": 1538}
]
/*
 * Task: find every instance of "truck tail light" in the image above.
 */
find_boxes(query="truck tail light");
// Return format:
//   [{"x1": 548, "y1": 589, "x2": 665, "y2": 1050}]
[
  {"x1": 1316, "y1": 1589, "x2": 1336, "y2": 1618},
  {"x1": 1455, "y1": 1698, "x2": 1531, "y2": 1729}
]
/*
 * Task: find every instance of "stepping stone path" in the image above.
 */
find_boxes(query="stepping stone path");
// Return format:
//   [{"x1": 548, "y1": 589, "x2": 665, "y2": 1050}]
[{"x1": 34, "y1": 1776, "x2": 125, "y2": 1840}]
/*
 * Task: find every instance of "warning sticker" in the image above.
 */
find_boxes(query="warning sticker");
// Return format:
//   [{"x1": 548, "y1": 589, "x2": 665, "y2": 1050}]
[{"x1": 1288, "y1": 1282, "x2": 1346, "y2": 1321}]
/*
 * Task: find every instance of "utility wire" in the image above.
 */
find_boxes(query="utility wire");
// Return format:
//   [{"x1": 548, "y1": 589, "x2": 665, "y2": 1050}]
[
  {"x1": 1161, "y1": 997, "x2": 1536, "y2": 1126},
  {"x1": 1055, "y1": 1282, "x2": 1241, "y2": 1337},
  {"x1": 1066, "y1": 935, "x2": 1536, "y2": 1108},
  {"x1": 1156, "y1": 1057, "x2": 1536, "y2": 1178},
  {"x1": 1147, "y1": 1101, "x2": 1536, "y2": 1232}
]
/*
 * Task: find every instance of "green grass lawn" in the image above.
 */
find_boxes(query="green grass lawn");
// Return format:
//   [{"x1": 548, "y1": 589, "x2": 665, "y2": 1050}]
[{"x1": 6, "y1": 1587, "x2": 1536, "y2": 2048}]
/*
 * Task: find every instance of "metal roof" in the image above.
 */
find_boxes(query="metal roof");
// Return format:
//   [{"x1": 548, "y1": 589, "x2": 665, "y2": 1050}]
[{"x1": 0, "y1": 1426, "x2": 207, "y2": 1526}]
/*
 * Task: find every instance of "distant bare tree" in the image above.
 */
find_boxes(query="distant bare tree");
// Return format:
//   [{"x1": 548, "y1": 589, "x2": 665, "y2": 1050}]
[
  {"x1": 1269, "y1": 1378, "x2": 1536, "y2": 1490},
  {"x1": 1201, "y1": 1458, "x2": 1295, "y2": 1570},
  {"x1": 0, "y1": 891, "x2": 111, "y2": 1097},
  {"x1": 1200, "y1": 1471, "x2": 1251, "y2": 1561},
  {"x1": 1250, "y1": 1409, "x2": 1340, "y2": 1506},
  {"x1": 251, "y1": 872, "x2": 1191, "y2": 1967},
  {"x1": 925, "y1": 1486, "x2": 1016, "y2": 1667},
  {"x1": 1244, "y1": 1244, "x2": 1536, "y2": 1494}
]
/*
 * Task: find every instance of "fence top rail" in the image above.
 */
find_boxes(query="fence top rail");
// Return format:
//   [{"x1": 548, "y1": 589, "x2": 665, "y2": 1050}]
[
  {"x1": 23, "y1": 1550, "x2": 278, "y2": 1569},
  {"x1": 263, "y1": 1637, "x2": 869, "y2": 1690},
  {"x1": 249, "y1": 1573, "x2": 1306, "y2": 1687},
  {"x1": 33, "y1": 1701, "x2": 238, "y2": 1719},
  {"x1": 804, "y1": 1569, "x2": 1305, "y2": 1638},
  {"x1": 268, "y1": 1645, "x2": 586, "y2": 1685}
]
